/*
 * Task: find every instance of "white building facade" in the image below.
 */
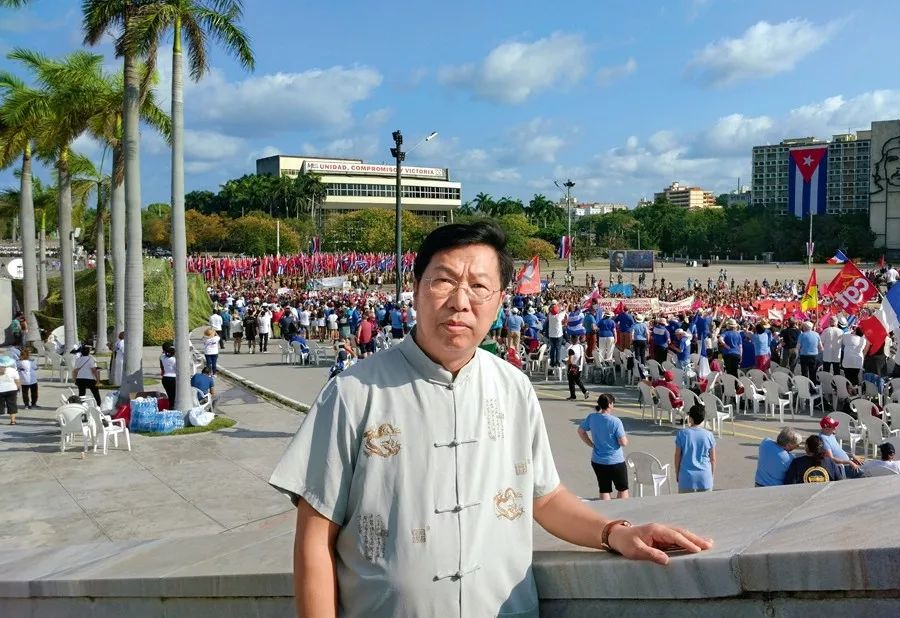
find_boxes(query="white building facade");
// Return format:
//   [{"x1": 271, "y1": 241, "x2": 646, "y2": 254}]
[{"x1": 256, "y1": 155, "x2": 461, "y2": 225}]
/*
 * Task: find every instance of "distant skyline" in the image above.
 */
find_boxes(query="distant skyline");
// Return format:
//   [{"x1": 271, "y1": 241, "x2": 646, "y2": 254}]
[{"x1": 1, "y1": 0, "x2": 899, "y2": 207}]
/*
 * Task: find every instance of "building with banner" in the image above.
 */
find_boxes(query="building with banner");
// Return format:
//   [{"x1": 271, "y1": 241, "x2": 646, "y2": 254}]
[
  {"x1": 869, "y1": 119, "x2": 900, "y2": 257},
  {"x1": 256, "y1": 155, "x2": 461, "y2": 226},
  {"x1": 750, "y1": 132, "x2": 871, "y2": 215}
]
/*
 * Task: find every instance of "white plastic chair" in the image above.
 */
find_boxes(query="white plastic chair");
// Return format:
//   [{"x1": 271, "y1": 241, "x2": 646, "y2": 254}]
[
  {"x1": 747, "y1": 368, "x2": 769, "y2": 389},
  {"x1": 739, "y1": 376, "x2": 766, "y2": 415},
  {"x1": 856, "y1": 406, "x2": 900, "y2": 459},
  {"x1": 56, "y1": 403, "x2": 91, "y2": 453},
  {"x1": 817, "y1": 371, "x2": 835, "y2": 405},
  {"x1": 546, "y1": 363, "x2": 565, "y2": 382},
  {"x1": 279, "y1": 342, "x2": 292, "y2": 364},
  {"x1": 637, "y1": 381, "x2": 658, "y2": 423},
  {"x1": 830, "y1": 411, "x2": 865, "y2": 455},
  {"x1": 626, "y1": 451, "x2": 673, "y2": 497},
  {"x1": 771, "y1": 364, "x2": 792, "y2": 376},
  {"x1": 700, "y1": 391, "x2": 735, "y2": 437},
  {"x1": 721, "y1": 373, "x2": 743, "y2": 412},
  {"x1": 526, "y1": 344, "x2": 549, "y2": 378},
  {"x1": 86, "y1": 402, "x2": 131, "y2": 455},
  {"x1": 646, "y1": 359, "x2": 662, "y2": 381},
  {"x1": 793, "y1": 375, "x2": 823, "y2": 416},
  {"x1": 883, "y1": 403, "x2": 900, "y2": 426},
  {"x1": 763, "y1": 383, "x2": 793, "y2": 423},
  {"x1": 47, "y1": 348, "x2": 69, "y2": 383},
  {"x1": 771, "y1": 372, "x2": 797, "y2": 407},
  {"x1": 655, "y1": 385, "x2": 682, "y2": 424},
  {"x1": 831, "y1": 375, "x2": 856, "y2": 411},
  {"x1": 681, "y1": 389, "x2": 703, "y2": 412}
]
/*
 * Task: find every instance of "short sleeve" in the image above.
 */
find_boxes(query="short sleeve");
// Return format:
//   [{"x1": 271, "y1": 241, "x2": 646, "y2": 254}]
[
  {"x1": 578, "y1": 415, "x2": 591, "y2": 431},
  {"x1": 526, "y1": 384, "x2": 560, "y2": 498},
  {"x1": 268, "y1": 379, "x2": 360, "y2": 524},
  {"x1": 674, "y1": 430, "x2": 685, "y2": 450},
  {"x1": 614, "y1": 418, "x2": 625, "y2": 439}
]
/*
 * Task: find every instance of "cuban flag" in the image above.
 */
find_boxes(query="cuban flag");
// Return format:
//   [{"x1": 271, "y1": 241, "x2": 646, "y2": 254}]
[
  {"x1": 827, "y1": 250, "x2": 849, "y2": 264},
  {"x1": 858, "y1": 284, "x2": 900, "y2": 356},
  {"x1": 309, "y1": 236, "x2": 321, "y2": 253},
  {"x1": 788, "y1": 146, "x2": 828, "y2": 218},
  {"x1": 558, "y1": 235, "x2": 571, "y2": 259}
]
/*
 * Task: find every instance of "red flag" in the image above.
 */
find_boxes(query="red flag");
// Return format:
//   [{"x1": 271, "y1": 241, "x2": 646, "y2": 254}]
[
  {"x1": 858, "y1": 315, "x2": 888, "y2": 356},
  {"x1": 825, "y1": 261, "x2": 878, "y2": 314},
  {"x1": 514, "y1": 256, "x2": 541, "y2": 294},
  {"x1": 613, "y1": 300, "x2": 626, "y2": 315}
]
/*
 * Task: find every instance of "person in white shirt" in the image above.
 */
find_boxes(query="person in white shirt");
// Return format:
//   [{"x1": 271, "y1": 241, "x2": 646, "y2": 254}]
[
  {"x1": 0, "y1": 355, "x2": 20, "y2": 424},
  {"x1": 820, "y1": 317, "x2": 844, "y2": 374},
  {"x1": 72, "y1": 345, "x2": 102, "y2": 405},
  {"x1": 16, "y1": 349, "x2": 38, "y2": 409},
  {"x1": 299, "y1": 308, "x2": 311, "y2": 334},
  {"x1": 159, "y1": 344, "x2": 178, "y2": 404},
  {"x1": 209, "y1": 311, "x2": 223, "y2": 336},
  {"x1": 231, "y1": 313, "x2": 244, "y2": 354},
  {"x1": 840, "y1": 327, "x2": 869, "y2": 386},
  {"x1": 257, "y1": 308, "x2": 272, "y2": 352},
  {"x1": 565, "y1": 337, "x2": 589, "y2": 400},
  {"x1": 547, "y1": 301, "x2": 566, "y2": 368},
  {"x1": 887, "y1": 267, "x2": 898, "y2": 289},
  {"x1": 862, "y1": 443, "x2": 900, "y2": 476},
  {"x1": 203, "y1": 327, "x2": 221, "y2": 375}
]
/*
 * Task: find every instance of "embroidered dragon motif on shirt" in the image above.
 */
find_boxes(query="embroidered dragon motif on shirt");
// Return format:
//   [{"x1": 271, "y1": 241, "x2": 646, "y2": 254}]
[
  {"x1": 363, "y1": 423, "x2": 401, "y2": 457},
  {"x1": 493, "y1": 487, "x2": 525, "y2": 520}
]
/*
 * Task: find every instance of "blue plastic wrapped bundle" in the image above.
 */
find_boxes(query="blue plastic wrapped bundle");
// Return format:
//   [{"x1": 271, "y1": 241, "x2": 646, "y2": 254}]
[{"x1": 129, "y1": 397, "x2": 159, "y2": 432}]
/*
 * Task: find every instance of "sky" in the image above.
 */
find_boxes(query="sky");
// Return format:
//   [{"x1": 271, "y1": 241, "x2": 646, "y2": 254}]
[{"x1": 2, "y1": 0, "x2": 900, "y2": 208}]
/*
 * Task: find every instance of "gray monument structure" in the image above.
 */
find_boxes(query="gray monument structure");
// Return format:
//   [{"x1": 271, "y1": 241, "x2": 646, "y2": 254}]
[{"x1": 870, "y1": 119, "x2": 900, "y2": 257}]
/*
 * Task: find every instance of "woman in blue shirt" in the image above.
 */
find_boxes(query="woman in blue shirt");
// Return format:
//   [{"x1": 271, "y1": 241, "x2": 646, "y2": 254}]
[
  {"x1": 577, "y1": 393, "x2": 629, "y2": 500},
  {"x1": 752, "y1": 323, "x2": 771, "y2": 372},
  {"x1": 674, "y1": 404, "x2": 716, "y2": 493}
]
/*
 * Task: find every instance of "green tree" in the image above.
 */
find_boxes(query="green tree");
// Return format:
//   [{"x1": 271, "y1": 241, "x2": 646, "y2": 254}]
[
  {"x1": 497, "y1": 213, "x2": 537, "y2": 259},
  {"x1": 185, "y1": 188, "x2": 218, "y2": 213}
]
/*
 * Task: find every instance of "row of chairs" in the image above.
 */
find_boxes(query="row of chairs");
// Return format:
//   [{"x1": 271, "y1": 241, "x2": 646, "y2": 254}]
[
  {"x1": 57, "y1": 399, "x2": 131, "y2": 455},
  {"x1": 636, "y1": 382, "x2": 735, "y2": 436}
]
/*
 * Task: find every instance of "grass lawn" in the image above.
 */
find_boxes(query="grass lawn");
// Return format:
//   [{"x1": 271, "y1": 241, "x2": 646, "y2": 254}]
[{"x1": 137, "y1": 415, "x2": 236, "y2": 437}]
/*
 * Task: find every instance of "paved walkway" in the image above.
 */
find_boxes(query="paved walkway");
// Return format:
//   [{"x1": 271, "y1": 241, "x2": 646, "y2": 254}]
[{"x1": 0, "y1": 346, "x2": 301, "y2": 552}]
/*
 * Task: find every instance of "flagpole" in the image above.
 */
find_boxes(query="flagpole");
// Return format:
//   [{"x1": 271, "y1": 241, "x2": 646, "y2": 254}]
[{"x1": 808, "y1": 212, "x2": 813, "y2": 268}]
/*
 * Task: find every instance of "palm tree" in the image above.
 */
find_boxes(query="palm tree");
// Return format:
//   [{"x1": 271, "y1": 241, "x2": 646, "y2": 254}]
[
  {"x1": 86, "y1": 65, "x2": 170, "y2": 347},
  {"x1": 122, "y1": 0, "x2": 253, "y2": 411},
  {"x1": 3, "y1": 49, "x2": 111, "y2": 351},
  {"x1": 0, "y1": 71, "x2": 40, "y2": 343},
  {"x1": 84, "y1": 0, "x2": 163, "y2": 395}
]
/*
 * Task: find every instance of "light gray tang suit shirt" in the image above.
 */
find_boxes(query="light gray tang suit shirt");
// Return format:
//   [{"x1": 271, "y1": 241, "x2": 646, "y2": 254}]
[{"x1": 269, "y1": 332, "x2": 560, "y2": 617}]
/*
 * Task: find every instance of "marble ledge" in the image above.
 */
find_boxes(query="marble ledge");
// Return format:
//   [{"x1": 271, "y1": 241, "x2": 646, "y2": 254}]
[{"x1": 2, "y1": 479, "x2": 900, "y2": 601}]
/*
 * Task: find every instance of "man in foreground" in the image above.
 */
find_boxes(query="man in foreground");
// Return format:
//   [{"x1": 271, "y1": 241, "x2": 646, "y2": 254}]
[{"x1": 270, "y1": 222, "x2": 712, "y2": 617}]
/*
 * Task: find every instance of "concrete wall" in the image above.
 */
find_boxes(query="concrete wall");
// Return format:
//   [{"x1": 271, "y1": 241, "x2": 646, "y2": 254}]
[
  {"x1": 870, "y1": 119, "x2": 900, "y2": 256},
  {"x1": 2, "y1": 479, "x2": 900, "y2": 616}
]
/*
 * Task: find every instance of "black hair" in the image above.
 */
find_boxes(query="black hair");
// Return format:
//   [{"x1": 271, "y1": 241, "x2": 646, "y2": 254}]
[
  {"x1": 201, "y1": 366, "x2": 212, "y2": 375},
  {"x1": 755, "y1": 323, "x2": 765, "y2": 334},
  {"x1": 687, "y1": 403, "x2": 706, "y2": 426},
  {"x1": 855, "y1": 326, "x2": 865, "y2": 337},
  {"x1": 412, "y1": 221, "x2": 515, "y2": 289},
  {"x1": 806, "y1": 435, "x2": 826, "y2": 462},
  {"x1": 78, "y1": 345, "x2": 91, "y2": 356},
  {"x1": 595, "y1": 393, "x2": 615, "y2": 411}
]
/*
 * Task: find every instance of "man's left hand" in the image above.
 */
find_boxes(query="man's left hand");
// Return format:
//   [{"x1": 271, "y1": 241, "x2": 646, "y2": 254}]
[{"x1": 609, "y1": 523, "x2": 713, "y2": 565}]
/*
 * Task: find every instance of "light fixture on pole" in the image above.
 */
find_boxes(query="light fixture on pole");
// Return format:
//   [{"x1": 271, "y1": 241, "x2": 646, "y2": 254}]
[
  {"x1": 554, "y1": 178, "x2": 576, "y2": 273},
  {"x1": 391, "y1": 130, "x2": 438, "y2": 301}
]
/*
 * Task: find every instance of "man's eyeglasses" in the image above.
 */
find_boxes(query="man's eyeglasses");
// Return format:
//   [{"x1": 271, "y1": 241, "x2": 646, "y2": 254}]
[{"x1": 422, "y1": 276, "x2": 500, "y2": 304}]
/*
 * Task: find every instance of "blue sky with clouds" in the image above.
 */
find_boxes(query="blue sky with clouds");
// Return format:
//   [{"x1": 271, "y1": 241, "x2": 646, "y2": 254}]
[{"x1": 2, "y1": 0, "x2": 899, "y2": 207}]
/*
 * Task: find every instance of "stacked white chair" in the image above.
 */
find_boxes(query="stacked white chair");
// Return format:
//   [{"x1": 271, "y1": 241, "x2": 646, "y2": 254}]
[{"x1": 626, "y1": 452, "x2": 673, "y2": 497}]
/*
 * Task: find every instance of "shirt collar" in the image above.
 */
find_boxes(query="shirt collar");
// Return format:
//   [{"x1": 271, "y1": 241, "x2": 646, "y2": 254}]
[{"x1": 398, "y1": 327, "x2": 480, "y2": 386}]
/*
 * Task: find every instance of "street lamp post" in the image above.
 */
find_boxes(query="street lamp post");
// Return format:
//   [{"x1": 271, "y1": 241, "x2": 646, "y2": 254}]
[
  {"x1": 390, "y1": 130, "x2": 438, "y2": 301},
  {"x1": 564, "y1": 179, "x2": 575, "y2": 272}
]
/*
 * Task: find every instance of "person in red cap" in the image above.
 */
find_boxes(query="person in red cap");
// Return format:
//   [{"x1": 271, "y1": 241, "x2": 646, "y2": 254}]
[
  {"x1": 651, "y1": 369, "x2": 684, "y2": 409},
  {"x1": 818, "y1": 416, "x2": 864, "y2": 478}
]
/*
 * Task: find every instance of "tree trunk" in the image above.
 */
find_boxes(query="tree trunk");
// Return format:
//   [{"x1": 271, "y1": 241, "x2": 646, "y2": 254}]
[
  {"x1": 95, "y1": 191, "x2": 109, "y2": 354},
  {"x1": 111, "y1": 146, "x2": 125, "y2": 338},
  {"x1": 122, "y1": 42, "x2": 145, "y2": 396},
  {"x1": 171, "y1": 16, "x2": 192, "y2": 412},
  {"x1": 57, "y1": 149, "x2": 78, "y2": 351},
  {"x1": 38, "y1": 222, "x2": 47, "y2": 305},
  {"x1": 18, "y1": 144, "x2": 40, "y2": 343}
]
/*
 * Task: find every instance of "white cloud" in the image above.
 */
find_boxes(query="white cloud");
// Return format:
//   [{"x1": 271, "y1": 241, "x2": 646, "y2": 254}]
[
  {"x1": 504, "y1": 118, "x2": 565, "y2": 164},
  {"x1": 71, "y1": 133, "x2": 104, "y2": 158},
  {"x1": 690, "y1": 18, "x2": 843, "y2": 86},
  {"x1": 183, "y1": 130, "x2": 244, "y2": 161},
  {"x1": 596, "y1": 58, "x2": 637, "y2": 86},
  {"x1": 173, "y1": 64, "x2": 382, "y2": 136},
  {"x1": 438, "y1": 32, "x2": 589, "y2": 104},
  {"x1": 698, "y1": 113, "x2": 774, "y2": 155}
]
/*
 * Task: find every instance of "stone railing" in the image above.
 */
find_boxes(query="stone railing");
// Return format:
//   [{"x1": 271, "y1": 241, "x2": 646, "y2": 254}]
[{"x1": 2, "y1": 479, "x2": 900, "y2": 616}]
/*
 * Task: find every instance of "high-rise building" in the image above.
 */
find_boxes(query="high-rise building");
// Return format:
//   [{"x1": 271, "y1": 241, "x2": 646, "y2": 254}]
[
  {"x1": 750, "y1": 132, "x2": 871, "y2": 214},
  {"x1": 653, "y1": 182, "x2": 717, "y2": 209}
]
